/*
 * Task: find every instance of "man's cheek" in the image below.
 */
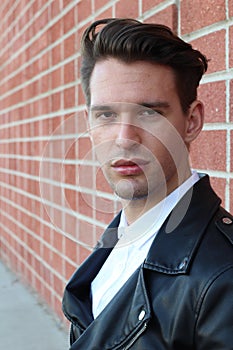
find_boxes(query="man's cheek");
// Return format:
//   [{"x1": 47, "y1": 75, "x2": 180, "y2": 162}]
[{"x1": 92, "y1": 140, "x2": 113, "y2": 164}]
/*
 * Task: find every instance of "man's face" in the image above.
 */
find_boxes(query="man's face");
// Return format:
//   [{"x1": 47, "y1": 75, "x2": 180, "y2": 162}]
[{"x1": 88, "y1": 59, "x2": 194, "y2": 204}]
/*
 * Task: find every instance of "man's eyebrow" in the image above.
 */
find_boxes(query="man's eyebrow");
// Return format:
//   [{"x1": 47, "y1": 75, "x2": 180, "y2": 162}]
[
  {"x1": 89, "y1": 105, "x2": 113, "y2": 111},
  {"x1": 140, "y1": 101, "x2": 170, "y2": 109}
]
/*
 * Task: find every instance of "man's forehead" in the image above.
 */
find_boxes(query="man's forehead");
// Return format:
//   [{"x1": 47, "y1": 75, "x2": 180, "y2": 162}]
[{"x1": 89, "y1": 59, "x2": 178, "y2": 108}]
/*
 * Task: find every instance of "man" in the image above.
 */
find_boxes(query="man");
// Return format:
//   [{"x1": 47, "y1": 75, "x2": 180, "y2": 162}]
[{"x1": 62, "y1": 18, "x2": 233, "y2": 349}]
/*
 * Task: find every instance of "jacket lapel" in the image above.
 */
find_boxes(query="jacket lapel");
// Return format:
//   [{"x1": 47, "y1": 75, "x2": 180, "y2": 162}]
[
  {"x1": 69, "y1": 267, "x2": 151, "y2": 349},
  {"x1": 62, "y1": 214, "x2": 120, "y2": 329},
  {"x1": 144, "y1": 175, "x2": 221, "y2": 274}
]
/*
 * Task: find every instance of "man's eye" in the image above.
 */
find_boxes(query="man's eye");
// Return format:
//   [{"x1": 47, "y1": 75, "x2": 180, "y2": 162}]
[
  {"x1": 96, "y1": 111, "x2": 117, "y2": 119},
  {"x1": 139, "y1": 109, "x2": 162, "y2": 117}
]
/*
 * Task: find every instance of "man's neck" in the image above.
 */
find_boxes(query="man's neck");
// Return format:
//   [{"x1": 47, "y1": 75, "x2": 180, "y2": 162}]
[{"x1": 122, "y1": 169, "x2": 192, "y2": 225}]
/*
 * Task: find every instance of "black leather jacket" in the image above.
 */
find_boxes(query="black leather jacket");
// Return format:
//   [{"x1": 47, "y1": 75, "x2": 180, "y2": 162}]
[{"x1": 63, "y1": 176, "x2": 233, "y2": 349}]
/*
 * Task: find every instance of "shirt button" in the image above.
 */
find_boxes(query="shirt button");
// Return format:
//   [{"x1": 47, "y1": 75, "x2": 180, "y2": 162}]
[
  {"x1": 222, "y1": 217, "x2": 233, "y2": 225},
  {"x1": 138, "y1": 310, "x2": 146, "y2": 321}
]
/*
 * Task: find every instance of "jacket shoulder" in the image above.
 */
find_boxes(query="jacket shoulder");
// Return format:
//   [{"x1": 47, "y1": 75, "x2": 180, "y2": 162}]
[{"x1": 215, "y1": 207, "x2": 233, "y2": 245}]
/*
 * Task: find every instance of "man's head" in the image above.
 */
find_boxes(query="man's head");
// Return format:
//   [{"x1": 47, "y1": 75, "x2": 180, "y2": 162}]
[
  {"x1": 80, "y1": 18, "x2": 208, "y2": 113},
  {"x1": 80, "y1": 19, "x2": 208, "y2": 215}
]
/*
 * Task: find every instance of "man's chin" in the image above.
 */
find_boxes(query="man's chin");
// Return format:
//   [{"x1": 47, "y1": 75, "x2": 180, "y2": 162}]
[{"x1": 114, "y1": 189, "x2": 149, "y2": 201}]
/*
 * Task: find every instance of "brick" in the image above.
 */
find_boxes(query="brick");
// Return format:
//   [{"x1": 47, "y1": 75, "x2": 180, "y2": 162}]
[
  {"x1": 52, "y1": 44, "x2": 62, "y2": 65},
  {"x1": 78, "y1": 83, "x2": 86, "y2": 106},
  {"x1": 65, "y1": 260, "x2": 76, "y2": 280},
  {"x1": 231, "y1": 131, "x2": 233, "y2": 172},
  {"x1": 115, "y1": 0, "x2": 139, "y2": 18},
  {"x1": 95, "y1": 197, "x2": 116, "y2": 224},
  {"x1": 229, "y1": 25, "x2": 233, "y2": 69},
  {"x1": 209, "y1": 176, "x2": 226, "y2": 204},
  {"x1": 33, "y1": 8, "x2": 49, "y2": 33},
  {"x1": 78, "y1": 192, "x2": 93, "y2": 217},
  {"x1": 51, "y1": 92, "x2": 62, "y2": 111},
  {"x1": 65, "y1": 138, "x2": 77, "y2": 162},
  {"x1": 64, "y1": 33, "x2": 76, "y2": 58},
  {"x1": 190, "y1": 30, "x2": 226, "y2": 73},
  {"x1": 77, "y1": 0, "x2": 92, "y2": 23},
  {"x1": 52, "y1": 231, "x2": 63, "y2": 252},
  {"x1": 94, "y1": 0, "x2": 110, "y2": 10},
  {"x1": 63, "y1": 0, "x2": 75, "y2": 7},
  {"x1": 32, "y1": 0, "x2": 42, "y2": 16},
  {"x1": 52, "y1": 251, "x2": 63, "y2": 275},
  {"x1": 52, "y1": 116, "x2": 63, "y2": 135},
  {"x1": 52, "y1": 186, "x2": 64, "y2": 207},
  {"x1": 63, "y1": 9, "x2": 75, "y2": 33},
  {"x1": 65, "y1": 236, "x2": 78, "y2": 261},
  {"x1": 229, "y1": 0, "x2": 233, "y2": 18},
  {"x1": 50, "y1": 207, "x2": 64, "y2": 231},
  {"x1": 64, "y1": 86, "x2": 75, "y2": 108},
  {"x1": 39, "y1": 74, "x2": 49, "y2": 94},
  {"x1": 78, "y1": 136, "x2": 92, "y2": 159},
  {"x1": 230, "y1": 180, "x2": 233, "y2": 213},
  {"x1": 41, "y1": 263, "x2": 51, "y2": 286},
  {"x1": 65, "y1": 213, "x2": 78, "y2": 237},
  {"x1": 145, "y1": 4, "x2": 178, "y2": 32},
  {"x1": 198, "y1": 81, "x2": 226, "y2": 123},
  {"x1": 63, "y1": 114, "x2": 78, "y2": 134},
  {"x1": 78, "y1": 220, "x2": 94, "y2": 248},
  {"x1": 142, "y1": 0, "x2": 163, "y2": 12},
  {"x1": 190, "y1": 130, "x2": 226, "y2": 171},
  {"x1": 95, "y1": 166, "x2": 112, "y2": 193},
  {"x1": 230, "y1": 80, "x2": 233, "y2": 122},
  {"x1": 93, "y1": 7, "x2": 113, "y2": 20},
  {"x1": 62, "y1": 157, "x2": 76, "y2": 185},
  {"x1": 43, "y1": 224, "x2": 52, "y2": 245},
  {"x1": 181, "y1": 0, "x2": 226, "y2": 34},
  {"x1": 64, "y1": 60, "x2": 75, "y2": 84},
  {"x1": 65, "y1": 187, "x2": 76, "y2": 211},
  {"x1": 39, "y1": 96, "x2": 50, "y2": 114},
  {"x1": 77, "y1": 164, "x2": 93, "y2": 188},
  {"x1": 78, "y1": 245, "x2": 91, "y2": 264},
  {"x1": 50, "y1": 21, "x2": 63, "y2": 44},
  {"x1": 43, "y1": 245, "x2": 52, "y2": 265},
  {"x1": 51, "y1": 68, "x2": 62, "y2": 89},
  {"x1": 51, "y1": 0, "x2": 63, "y2": 18}
]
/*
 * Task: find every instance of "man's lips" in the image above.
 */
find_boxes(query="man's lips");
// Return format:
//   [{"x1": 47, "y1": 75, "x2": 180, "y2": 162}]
[{"x1": 111, "y1": 158, "x2": 148, "y2": 175}]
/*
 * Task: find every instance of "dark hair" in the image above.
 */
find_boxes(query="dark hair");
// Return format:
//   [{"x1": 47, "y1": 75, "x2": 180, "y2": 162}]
[{"x1": 80, "y1": 18, "x2": 208, "y2": 112}]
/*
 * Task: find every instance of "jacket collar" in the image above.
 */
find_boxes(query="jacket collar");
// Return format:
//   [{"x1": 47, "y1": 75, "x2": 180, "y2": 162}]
[{"x1": 144, "y1": 175, "x2": 221, "y2": 274}]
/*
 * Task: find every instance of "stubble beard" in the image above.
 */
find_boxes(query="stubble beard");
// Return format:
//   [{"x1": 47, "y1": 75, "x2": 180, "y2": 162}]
[{"x1": 114, "y1": 177, "x2": 149, "y2": 201}]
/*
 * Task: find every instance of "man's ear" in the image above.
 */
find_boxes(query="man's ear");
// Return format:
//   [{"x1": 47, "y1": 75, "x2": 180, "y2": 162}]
[
  {"x1": 84, "y1": 108, "x2": 93, "y2": 141},
  {"x1": 84, "y1": 108, "x2": 91, "y2": 130},
  {"x1": 184, "y1": 100, "x2": 204, "y2": 144},
  {"x1": 84, "y1": 108, "x2": 89, "y2": 123}
]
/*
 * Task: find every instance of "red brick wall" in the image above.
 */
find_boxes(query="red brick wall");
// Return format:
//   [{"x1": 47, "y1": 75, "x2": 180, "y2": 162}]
[{"x1": 0, "y1": 0, "x2": 232, "y2": 323}]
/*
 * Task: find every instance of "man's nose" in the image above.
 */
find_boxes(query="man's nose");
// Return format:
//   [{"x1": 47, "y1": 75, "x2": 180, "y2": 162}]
[{"x1": 115, "y1": 120, "x2": 141, "y2": 149}]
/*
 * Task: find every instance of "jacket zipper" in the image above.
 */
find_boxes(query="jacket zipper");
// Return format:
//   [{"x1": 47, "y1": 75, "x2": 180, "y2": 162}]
[{"x1": 122, "y1": 322, "x2": 148, "y2": 350}]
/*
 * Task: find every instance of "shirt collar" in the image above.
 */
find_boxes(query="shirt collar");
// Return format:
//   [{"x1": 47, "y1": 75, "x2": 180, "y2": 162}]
[{"x1": 117, "y1": 171, "x2": 200, "y2": 245}]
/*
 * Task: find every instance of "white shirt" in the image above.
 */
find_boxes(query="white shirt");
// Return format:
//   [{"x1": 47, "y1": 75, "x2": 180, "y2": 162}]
[{"x1": 91, "y1": 172, "x2": 200, "y2": 318}]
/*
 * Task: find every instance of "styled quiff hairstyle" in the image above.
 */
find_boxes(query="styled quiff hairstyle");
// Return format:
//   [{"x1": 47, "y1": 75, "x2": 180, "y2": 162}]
[{"x1": 80, "y1": 18, "x2": 208, "y2": 112}]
